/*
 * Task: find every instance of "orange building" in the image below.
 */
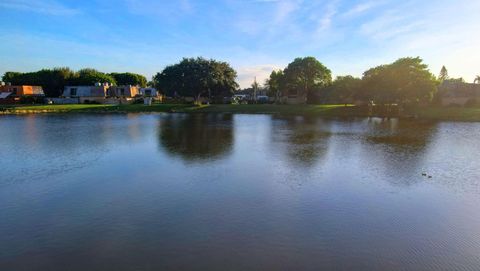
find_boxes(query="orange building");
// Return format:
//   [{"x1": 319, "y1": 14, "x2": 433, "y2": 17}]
[{"x1": 0, "y1": 85, "x2": 45, "y2": 96}]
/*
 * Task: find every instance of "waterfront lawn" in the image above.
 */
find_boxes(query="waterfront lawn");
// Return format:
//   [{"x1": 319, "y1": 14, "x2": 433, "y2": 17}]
[
  {"x1": 4, "y1": 104, "x2": 356, "y2": 115},
  {"x1": 182, "y1": 104, "x2": 358, "y2": 115},
  {"x1": 5, "y1": 104, "x2": 192, "y2": 113},
  {"x1": 3, "y1": 103, "x2": 480, "y2": 121},
  {"x1": 412, "y1": 107, "x2": 480, "y2": 122}
]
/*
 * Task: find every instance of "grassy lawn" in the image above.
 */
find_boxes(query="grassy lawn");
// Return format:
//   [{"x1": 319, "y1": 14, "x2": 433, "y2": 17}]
[
  {"x1": 2, "y1": 103, "x2": 480, "y2": 121},
  {"x1": 412, "y1": 107, "x2": 480, "y2": 122},
  {"x1": 2, "y1": 103, "x2": 355, "y2": 115},
  {"x1": 3, "y1": 104, "x2": 192, "y2": 113},
  {"x1": 181, "y1": 104, "x2": 359, "y2": 115}
]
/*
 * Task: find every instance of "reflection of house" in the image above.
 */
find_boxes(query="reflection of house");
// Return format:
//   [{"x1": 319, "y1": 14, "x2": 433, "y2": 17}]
[
  {"x1": 62, "y1": 83, "x2": 110, "y2": 103},
  {"x1": 439, "y1": 80, "x2": 480, "y2": 106},
  {"x1": 109, "y1": 85, "x2": 139, "y2": 98}
]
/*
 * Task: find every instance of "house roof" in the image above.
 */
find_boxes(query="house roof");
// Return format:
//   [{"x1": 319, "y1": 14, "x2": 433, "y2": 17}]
[
  {"x1": 440, "y1": 81, "x2": 480, "y2": 98},
  {"x1": 0, "y1": 92, "x2": 12, "y2": 99}
]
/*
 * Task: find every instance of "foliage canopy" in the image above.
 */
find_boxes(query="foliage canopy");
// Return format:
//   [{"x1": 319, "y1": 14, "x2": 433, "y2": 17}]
[{"x1": 153, "y1": 57, "x2": 238, "y2": 100}]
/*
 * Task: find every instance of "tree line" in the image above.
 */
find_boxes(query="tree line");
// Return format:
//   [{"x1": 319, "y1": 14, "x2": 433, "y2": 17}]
[
  {"x1": 2, "y1": 68, "x2": 147, "y2": 97},
  {"x1": 2, "y1": 56, "x2": 470, "y2": 105},
  {"x1": 265, "y1": 56, "x2": 440, "y2": 105}
]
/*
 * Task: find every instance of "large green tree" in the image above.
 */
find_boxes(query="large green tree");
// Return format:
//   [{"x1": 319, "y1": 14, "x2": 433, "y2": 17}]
[
  {"x1": 1, "y1": 68, "x2": 76, "y2": 97},
  {"x1": 2, "y1": 72, "x2": 22, "y2": 83},
  {"x1": 360, "y1": 57, "x2": 437, "y2": 105},
  {"x1": 72, "y1": 68, "x2": 116, "y2": 86},
  {"x1": 110, "y1": 72, "x2": 147, "y2": 87},
  {"x1": 265, "y1": 70, "x2": 284, "y2": 101},
  {"x1": 282, "y1": 57, "x2": 332, "y2": 100},
  {"x1": 153, "y1": 57, "x2": 238, "y2": 102},
  {"x1": 321, "y1": 75, "x2": 362, "y2": 104}
]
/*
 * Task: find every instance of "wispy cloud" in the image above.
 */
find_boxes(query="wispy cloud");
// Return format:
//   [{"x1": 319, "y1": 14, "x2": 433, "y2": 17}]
[
  {"x1": 359, "y1": 10, "x2": 422, "y2": 41},
  {"x1": 0, "y1": 0, "x2": 79, "y2": 15},
  {"x1": 273, "y1": 0, "x2": 300, "y2": 23},
  {"x1": 316, "y1": 1, "x2": 339, "y2": 33},
  {"x1": 354, "y1": 0, "x2": 480, "y2": 81},
  {"x1": 342, "y1": 1, "x2": 381, "y2": 18}
]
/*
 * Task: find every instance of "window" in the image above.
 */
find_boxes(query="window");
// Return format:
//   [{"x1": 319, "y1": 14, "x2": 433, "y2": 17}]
[{"x1": 70, "y1": 88, "x2": 77, "y2": 96}]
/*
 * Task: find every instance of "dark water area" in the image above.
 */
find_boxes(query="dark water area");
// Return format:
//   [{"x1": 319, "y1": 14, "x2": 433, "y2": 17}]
[{"x1": 1, "y1": 113, "x2": 480, "y2": 271}]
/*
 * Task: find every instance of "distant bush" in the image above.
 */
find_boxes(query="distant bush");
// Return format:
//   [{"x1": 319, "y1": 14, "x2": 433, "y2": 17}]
[
  {"x1": 83, "y1": 100, "x2": 100, "y2": 104},
  {"x1": 133, "y1": 98, "x2": 144, "y2": 104},
  {"x1": 19, "y1": 96, "x2": 44, "y2": 104}
]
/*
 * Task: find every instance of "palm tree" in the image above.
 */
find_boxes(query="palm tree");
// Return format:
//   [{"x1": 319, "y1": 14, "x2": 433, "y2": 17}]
[{"x1": 475, "y1": 75, "x2": 480, "y2": 84}]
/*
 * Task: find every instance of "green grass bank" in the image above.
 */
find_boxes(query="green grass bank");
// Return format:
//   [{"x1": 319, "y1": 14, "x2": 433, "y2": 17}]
[{"x1": 2, "y1": 104, "x2": 480, "y2": 121}]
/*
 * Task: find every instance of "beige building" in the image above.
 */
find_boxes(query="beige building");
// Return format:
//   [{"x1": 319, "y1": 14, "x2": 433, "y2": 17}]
[
  {"x1": 109, "y1": 85, "x2": 139, "y2": 98},
  {"x1": 62, "y1": 84, "x2": 111, "y2": 104},
  {"x1": 280, "y1": 89, "x2": 307, "y2": 105},
  {"x1": 439, "y1": 80, "x2": 480, "y2": 106}
]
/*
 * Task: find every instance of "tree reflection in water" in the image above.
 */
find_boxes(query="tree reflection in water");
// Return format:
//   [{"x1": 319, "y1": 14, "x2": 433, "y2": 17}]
[
  {"x1": 269, "y1": 115, "x2": 332, "y2": 168},
  {"x1": 157, "y1": 114, "x2": 234, "y2": 163},
  {"x1": 362, "y1": 118, "x2": 438, "y2": 186}
]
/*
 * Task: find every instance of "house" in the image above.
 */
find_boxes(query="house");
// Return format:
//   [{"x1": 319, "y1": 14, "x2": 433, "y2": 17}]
[
  {"x1": 62, "y1": 83, "x2": 110, "y2": 104},
  {"x1": 0, "y1": 83, "x2": 45, "y2": 96},
  {"x1": 139, "y1": 87, "x2": 159, "y2": 97},
  {"x1": 139, "y1": 87, "x2": 163, "y2": 103},
  {"x1": 439, "y1": 80, "x2": 480, "y2": 106},
  {"x1": 0, "y1": 82, "x2": 45, "y2": 104},
  {"x1": 109, "y1": 85, "x2": 139, "y2": 98},
  {"x1": 280, "y1": 89, "x2": 307, "y2": 105}
]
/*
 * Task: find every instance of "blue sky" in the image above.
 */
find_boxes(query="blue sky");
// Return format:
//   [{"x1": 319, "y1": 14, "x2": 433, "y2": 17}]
[{"x1": 0, "y1": 0, "x2": 479, "y2": 88}]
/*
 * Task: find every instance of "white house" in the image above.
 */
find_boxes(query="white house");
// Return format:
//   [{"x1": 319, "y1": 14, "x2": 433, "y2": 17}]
[
  {"x1": 139, "y1": 87, "x2": 160, "y2": 97},
  {"x1": 62, "y1": 83, "x2": 110, "y2": 103}
]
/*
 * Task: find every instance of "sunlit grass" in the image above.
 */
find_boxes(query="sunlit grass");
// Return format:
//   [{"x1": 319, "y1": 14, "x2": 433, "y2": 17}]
[{"x1": 3, "y1": 103, "x2": 480, "y2": 121}]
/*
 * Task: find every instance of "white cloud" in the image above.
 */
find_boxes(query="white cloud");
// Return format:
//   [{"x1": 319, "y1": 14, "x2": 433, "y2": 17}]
[
  {"x1": 316, "y1": 1, "x2": 338, "y2": 33},
  {"x1": 0, "y1": 0, "x2": 79, "y2": 15},
  {"x1": 342, "y1": 1, "x2": 380, "y2": 18},
  {"x1": 236, "y1": 64, "x2": 283, "y2": 88},
  {"x1": 355, "y1": 0, "x2": 480, "y2": 81}
]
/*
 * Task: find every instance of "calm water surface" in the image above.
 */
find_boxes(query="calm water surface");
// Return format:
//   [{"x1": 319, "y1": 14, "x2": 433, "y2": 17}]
[{"x1": 1, "y1": 113, "x2": 480, "y2": 271}]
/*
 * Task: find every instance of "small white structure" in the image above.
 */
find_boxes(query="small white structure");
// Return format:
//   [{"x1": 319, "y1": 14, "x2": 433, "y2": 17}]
[{"x1": 139, "y1": 87, "x2": 159, "y2": 97}]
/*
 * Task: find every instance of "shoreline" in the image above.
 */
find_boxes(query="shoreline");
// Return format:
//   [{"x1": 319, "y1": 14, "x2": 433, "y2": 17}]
[{"x1": 1, "y1": 104, "x2": 480, "y2": 122}]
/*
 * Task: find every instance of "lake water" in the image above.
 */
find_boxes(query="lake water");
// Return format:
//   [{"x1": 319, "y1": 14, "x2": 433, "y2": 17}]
[{"x1": 1, "y1": 113, "x2": 480, "y2": 271}]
